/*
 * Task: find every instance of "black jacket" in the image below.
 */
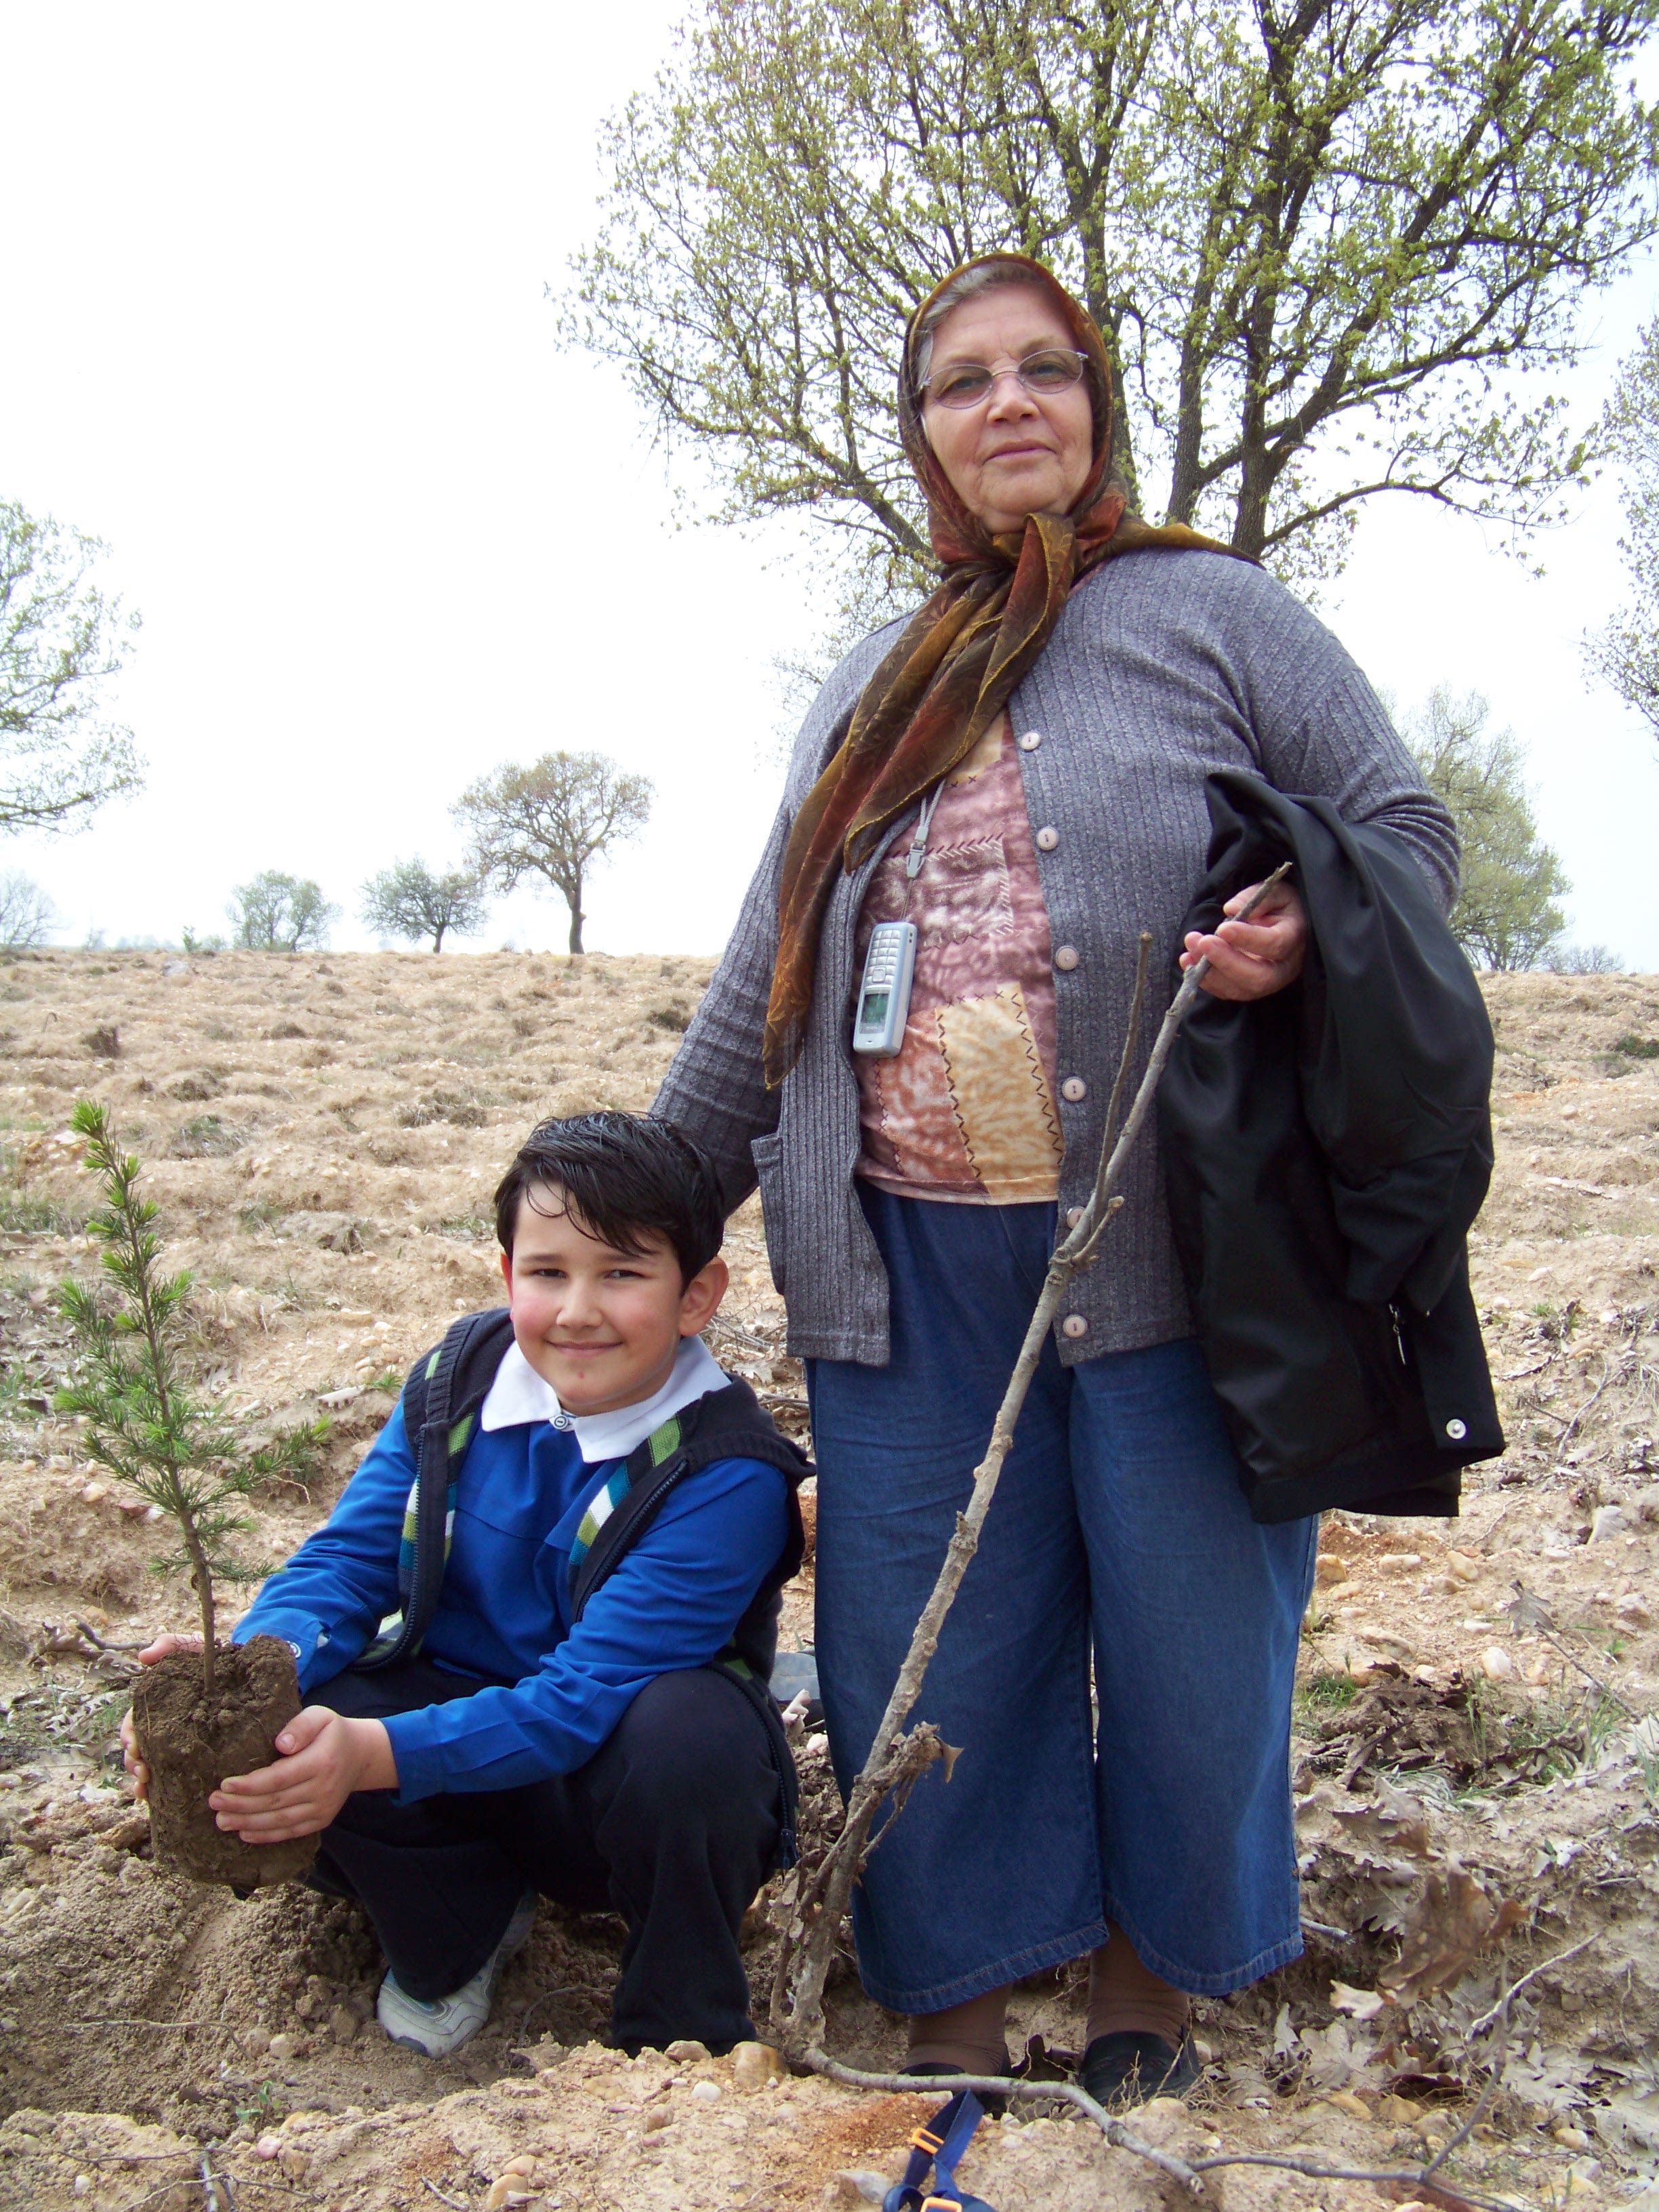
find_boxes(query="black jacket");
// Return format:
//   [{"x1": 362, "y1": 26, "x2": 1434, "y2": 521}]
[{"x1": 1158, "y1": 771, "x2": 1503, "y2": 1524}]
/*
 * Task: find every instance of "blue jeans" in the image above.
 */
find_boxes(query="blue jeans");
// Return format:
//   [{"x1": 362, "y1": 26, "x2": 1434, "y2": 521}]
[{"x1": 807, "y1": 1188, "x2": 1317, "y2": 2013}]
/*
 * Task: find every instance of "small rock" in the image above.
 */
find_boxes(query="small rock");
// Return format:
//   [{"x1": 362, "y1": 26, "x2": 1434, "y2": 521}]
[
  {"x1": 665, "y1": 2039, "x2": 711, "y2": 2062},
  {"x1": 1616, "y1": 1595, "x2": 1652, "y2": 1627},
  {"x1": 1379, "y1": 2093, "x2": 1425, "y2": 2123},
  {"x1": 1481, "y1": 1646, "x2": 1515, "y2": 1682},
  {"x1": 483, "y1": 2183, "x2": 517, "y2": 2211},
  {"x1": 1324, "y1": 2089, "x2": 1372, "y2": 2121},
  {"x1": 1591, "y1": 1505, "x2": 1631, "y2": 1542},
  {"x1": 253, "y1": 2134, "x2": 282, "y2": 2160},
  {"x1": 1378, "y1": 1553, "x2": 1422, "y2": 1573},
  {"x1": 642, "y1": 2101, "x2": 674, "y2": 2131},
  {"x1": 327, "y1": 2006, "x2": 357, "y2": 2045},
  {"x1": 502, "y1": 2158, "x2": 535, "y2": 2179},
  {"x1": 823, "y1": 2176, "x2": 888, "y2": 2208},
  {"x1": 73, "y1": 2179, "x2": 91, "y2": 2199},
  {"x1": 266, "y1": 2032, "x2": 298, "y2": 2063},
  {"x1": 1314, "y1": 1553, "x2": 1349, "y2": 1586},
  {"x1": 691, "y1": 2078, "x2": 723, "y2": 2102},
  {"x1": 1554, "y1": 2126, "x2": 1592, "y2": 2150},
  {"x1": 81, "y1": 1481, "x2": 108, "y2": 1504},
  {"x1": 242, "y1": 2026, "x2": 271, "y2": 2056},
  {"x1": 731, "y1": 2039, "x2": 789, "y2": 2091}
]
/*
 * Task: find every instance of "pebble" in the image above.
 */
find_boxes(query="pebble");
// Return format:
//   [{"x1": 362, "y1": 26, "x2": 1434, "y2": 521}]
[
  {"x1": 1617, "y1": 1595, "x2": 1653, "y2": 1626},
  {"x1": 1554, "y1": 2126, "x2": 1592, "y2": 2150},
  {"x1": 690, "y1": 2078, "x2": 723, "y2": 2103},
  {"x1": 81, "y1": 1481, "x2": 108, "y2": 1504},
  {"x1": 1591, "y1": 1505, "x2": 1631, "y2": 1542},
  {"x1": 253, "y1": 2134, "x2": 283, "y2": 2160},
  {"x1": 242, "y1": 2026, "x2": 271, "y2": 2055},
  {"x1": 1481, "y1": 1646, "x2": 1515, "y2": 1681},
  {"x1": 327, "y1": 2006, "x2": 358, "y2": 2044},
  {"x1": 731, "y1": 2039, "x2": 789, "y2": 2091},
  {"x1": 665, "y1": 2038, "x2": 711, "y2": 2062},
  {"x1": 266, "y1": 2032, "x2": 298, "y2": 2062},
  {"x1": 1314, "y1": 1553, "x2": 1349, "y2": 1586}
]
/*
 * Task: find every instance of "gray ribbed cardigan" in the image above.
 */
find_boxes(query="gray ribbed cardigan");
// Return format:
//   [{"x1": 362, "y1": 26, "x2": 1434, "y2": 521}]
[{"x1": 654, "y1": 548, "x2": 1459, "y2": 1367}]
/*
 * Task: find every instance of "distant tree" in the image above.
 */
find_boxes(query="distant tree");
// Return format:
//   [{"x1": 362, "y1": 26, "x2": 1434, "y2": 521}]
[
  {"x1": 1586, "y1": 315, "x2": 1659, "y2": 748},
  {"x1": 1404, "y1": 688, "x2": 1569, "y2": 971},
  {"x1": 228, "y1": 870, "x2": 339, "y2": 953},
  {"x1": 1542, "y1": 942, "x2": 1626, "y2": 975},
  {"x1": 361, "y1": 858, "x2": 487, "y2": 952},
  {"x1": 0, "y1": 869, "x2": 54, "y2": 949},
  {"x1": 454, "y1": 752, "x2": 653, "y2": 955},
  {"x1": 1, "y1": 499, "x2": 144, "y2": 832}
]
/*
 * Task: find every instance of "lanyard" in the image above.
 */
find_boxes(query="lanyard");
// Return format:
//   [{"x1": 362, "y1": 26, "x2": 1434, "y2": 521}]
[{"x1": 904, "y1": 782, "x2": 945, "y2": 883}]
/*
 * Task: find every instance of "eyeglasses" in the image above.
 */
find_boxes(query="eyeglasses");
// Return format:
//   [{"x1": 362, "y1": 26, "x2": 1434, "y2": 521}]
[{"x1": 922, "y1": 347, "x2": 1090, "y2": 410}]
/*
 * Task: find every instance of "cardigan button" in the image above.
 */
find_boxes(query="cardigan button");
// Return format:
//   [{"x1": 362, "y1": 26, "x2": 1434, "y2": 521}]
[
  {"x1": 1066, "y1": 1206, "x2": 1084, "y2": 1227},
  {"x1": 1019, "y1": 729, "x2": 1044, "y2": 751},
  {"x1": 1054, "y1": 944, "x2": 1080, "y2": 971},
  {"x1": 1062, "y1": 1313, "x2": 1090, "y2": 1338},
  {"x1": 1035, "y1": 825, "x2": 1060, "y2": 851},
  {"x1": 1446, "y1": 1418, "x2": 1467, "y2": 1441},
  {"x1": 1061, "y1": 1076, "x2": 1087, "y2": 1103}
]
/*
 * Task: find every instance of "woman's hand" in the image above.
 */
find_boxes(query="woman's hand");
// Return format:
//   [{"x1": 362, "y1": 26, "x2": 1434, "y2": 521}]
[
  {"x1": 209, "y1": 1710, "x2": 397, "y2": 1845},
  {"x1": 1180, "y1": 879, "x2": 1307, "y2": 1001},
  {"x1": 121, "y1": 1632, "x2": 203, "y2": 1801}
]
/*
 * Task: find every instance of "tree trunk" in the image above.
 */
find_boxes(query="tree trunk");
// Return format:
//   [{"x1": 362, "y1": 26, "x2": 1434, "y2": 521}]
[
  {"x1": 567, "y1": 899, "x2": 585, "y2": 955},
  {"x1": 432, "y1": 923, "x2": 447, "y2": 953}
]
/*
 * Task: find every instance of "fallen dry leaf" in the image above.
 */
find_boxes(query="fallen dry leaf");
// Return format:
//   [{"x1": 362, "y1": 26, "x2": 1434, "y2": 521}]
[
  {"x1": 1378, "y1": 1862, "x2": 1528, "y2": 2004},
  {"x1": 1328, "y1": 1980, "x2": 1387, "y2": 2021}
]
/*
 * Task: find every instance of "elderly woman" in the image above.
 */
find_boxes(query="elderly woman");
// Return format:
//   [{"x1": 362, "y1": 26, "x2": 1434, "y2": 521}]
[{"x1": 655, "y1": 254, "x2": 1458, "y2": 2103}]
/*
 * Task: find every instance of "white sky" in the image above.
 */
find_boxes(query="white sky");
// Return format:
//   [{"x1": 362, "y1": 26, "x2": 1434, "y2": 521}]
[{"x1": 3, "y1": 3, "x2": 1657, "y2": 968}]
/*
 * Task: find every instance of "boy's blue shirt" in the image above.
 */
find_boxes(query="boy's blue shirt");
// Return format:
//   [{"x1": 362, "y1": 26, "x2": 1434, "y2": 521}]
[{"x1": 233, "y1": 1397, "x2": 789, "y2": 1802}]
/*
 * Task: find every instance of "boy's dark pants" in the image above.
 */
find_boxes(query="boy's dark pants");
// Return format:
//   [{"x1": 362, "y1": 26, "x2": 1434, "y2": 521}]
[{"x1": 308, "y1": 1660, "x2": 783, "y2": 2055}]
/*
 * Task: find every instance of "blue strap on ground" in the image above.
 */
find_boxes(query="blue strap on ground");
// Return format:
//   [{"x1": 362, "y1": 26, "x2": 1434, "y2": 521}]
[{"x1": 882, "y1": 2089, "x2": 998, "y2": 2212}]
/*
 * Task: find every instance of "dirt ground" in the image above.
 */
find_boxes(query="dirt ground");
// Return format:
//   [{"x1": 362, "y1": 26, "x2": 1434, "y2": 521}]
[{"x1": 0, "y1": 949, "x2": 1656, "y2": 2212}]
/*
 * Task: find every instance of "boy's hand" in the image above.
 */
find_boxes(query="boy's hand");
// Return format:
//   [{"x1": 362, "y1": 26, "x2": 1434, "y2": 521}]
[
  {"x1": 121, "y1": 1632, "x2": 203, "y2": 1802},
  {"x1": 209, "y1": 1710, "x2": 398, "y2": 1843}
]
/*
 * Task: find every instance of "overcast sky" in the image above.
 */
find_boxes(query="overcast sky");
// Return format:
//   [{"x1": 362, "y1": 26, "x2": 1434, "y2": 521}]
[{"x1": 3, "y1": 3, "x2": 1658, "y2": 968}]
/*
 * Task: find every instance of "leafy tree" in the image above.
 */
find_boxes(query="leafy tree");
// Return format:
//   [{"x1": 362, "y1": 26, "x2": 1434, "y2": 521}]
[
  {"x1": 1586, "y1": 314, "x2": 1659, "y2": 746},
  {"x1": 567, "y1": 0, "x2": 1656, "y2": 618},
  {"x1": 56, "y1": 1101, "x2": 327, "y2": 1695},
  {"x1": 228, "y1": 869, "x2": 339, "y2": 952},
  {"x1": 454, "y1": 752, "x2": 653, "y2": 955},
  {"x1": 1, "y1": 499, "x2": 144, "y2": 831},
  {"x1": 1403, "y1": 688, "x2": 1569, "y2": 971},
  {"x1": 361, "y1": 857, "x2": 487, "y2": 952},
  {"x1": 0, "y1": 869, "x2": 54, "y2": 949}
]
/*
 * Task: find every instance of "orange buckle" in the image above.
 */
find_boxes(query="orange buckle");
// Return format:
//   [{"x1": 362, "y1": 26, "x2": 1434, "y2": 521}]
[
  {"x1": 921, "y1": 2198, "x2": 962, "y2": 2211},
  {"x1": 911, "y1": 2125, "x2": 944, "y2": 2154}
]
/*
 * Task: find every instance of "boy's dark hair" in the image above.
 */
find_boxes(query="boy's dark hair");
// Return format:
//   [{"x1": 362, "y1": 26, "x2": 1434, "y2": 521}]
[{"x1": 494, "y1": 1111, "x2": 724, "y2": 1284}]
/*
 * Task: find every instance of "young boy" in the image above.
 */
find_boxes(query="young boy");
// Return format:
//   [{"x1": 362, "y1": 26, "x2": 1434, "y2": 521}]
[{"x1": 123, "y1": 1113, "x2": 807, "y2": 2058}]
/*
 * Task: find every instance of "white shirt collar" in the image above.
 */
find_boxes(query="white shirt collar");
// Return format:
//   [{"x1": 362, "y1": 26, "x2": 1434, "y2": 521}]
[{"x1": 479, "y1": 1333, "x2": 729, "y2": 1463}]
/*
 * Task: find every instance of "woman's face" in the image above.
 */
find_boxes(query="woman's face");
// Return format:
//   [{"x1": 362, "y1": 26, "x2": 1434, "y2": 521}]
[{"x1": 920, "y1": 285, "x2": 1097, "y2": 535}]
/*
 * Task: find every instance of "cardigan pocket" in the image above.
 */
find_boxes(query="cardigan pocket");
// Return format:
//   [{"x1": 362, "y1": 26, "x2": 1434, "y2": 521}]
[{"x1": 751, "y1": 1130, "x2": 790, "y2": 1298}]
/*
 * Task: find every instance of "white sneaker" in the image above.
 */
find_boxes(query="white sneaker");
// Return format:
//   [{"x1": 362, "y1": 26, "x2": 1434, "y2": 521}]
[{"x1": 377, "y1": 1891, "x2": 537, "y2": 2057}]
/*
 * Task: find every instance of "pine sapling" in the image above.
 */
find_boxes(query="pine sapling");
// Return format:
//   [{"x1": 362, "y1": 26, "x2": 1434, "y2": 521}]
[{"x1": 54, "y1": 1099, "x2": 327, "y2": 1696}]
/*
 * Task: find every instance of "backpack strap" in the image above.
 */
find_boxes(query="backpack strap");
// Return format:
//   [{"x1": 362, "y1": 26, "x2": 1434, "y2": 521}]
[{"x1": 353, "y1": 1307, "x2": 515, "y2": 1672}]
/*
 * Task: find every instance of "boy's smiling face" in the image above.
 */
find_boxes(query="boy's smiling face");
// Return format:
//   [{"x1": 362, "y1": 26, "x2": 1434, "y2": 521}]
[{"x1": 499, "y1": 1181, "x2": 729, "y2": 1418}]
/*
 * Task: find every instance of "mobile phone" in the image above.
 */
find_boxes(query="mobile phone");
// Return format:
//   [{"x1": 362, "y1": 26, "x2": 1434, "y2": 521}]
[{"x1": 852, "y1": 921, "x2": 916, "y2": 1057}]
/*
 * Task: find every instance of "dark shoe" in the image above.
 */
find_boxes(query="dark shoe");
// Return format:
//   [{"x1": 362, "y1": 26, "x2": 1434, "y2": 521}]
[
  {"x1": 1079, "y1": 2030, "x2": 1200, "y2": 2109},
  {"x1": 905, "y1": 2055, "x2": 1010, "y2": 2118}
]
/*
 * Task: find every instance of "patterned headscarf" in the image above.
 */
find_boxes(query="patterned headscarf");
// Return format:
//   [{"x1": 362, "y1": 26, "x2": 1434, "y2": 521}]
[{"x1": 762, "y1": 253, "x2": 1237, "y2": 1086}]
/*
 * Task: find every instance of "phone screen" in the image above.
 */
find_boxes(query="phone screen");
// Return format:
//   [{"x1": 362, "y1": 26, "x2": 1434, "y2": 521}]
[{"x1": 860, "y1": 991, "x2": 889, "y2": 1027}]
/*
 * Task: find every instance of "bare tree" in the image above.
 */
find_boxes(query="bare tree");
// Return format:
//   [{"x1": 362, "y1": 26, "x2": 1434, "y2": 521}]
[
  {"x1": 361, "y1": 857, "x2": 487, "y2": 952},
  {"x1": 1, "y1": 499, "x2": 144, "y2": 832},
  {"x1": 0, "y1": 869, "x2": 55, "y2": 949},
  {"x1": 1586, "y1": 314, "x2": 1659, "y2": 749},
  {"x1": 454, "y1": 752, "x2": 653, "y2": 955},
  {"x1": 227, "y1": 870, "x2": 339, "y2": 952}
]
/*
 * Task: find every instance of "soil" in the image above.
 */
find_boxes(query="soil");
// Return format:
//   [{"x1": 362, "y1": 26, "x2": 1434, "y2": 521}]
[
  {"x1": 129, "y1": 1636, "x2": 316, "y2": 1889},
  {"x1": 0, "y1": 949, "x2": 1656, "y2": 2211}
]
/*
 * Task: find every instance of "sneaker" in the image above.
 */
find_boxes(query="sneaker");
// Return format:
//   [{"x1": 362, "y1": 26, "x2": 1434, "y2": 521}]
[
  {"x1": 377, "y1": 1891, "x2": 537, "y2": 2058},
  {"x1": 1079, "y1": 2029, "x2": 1201, "y2": 2110}
]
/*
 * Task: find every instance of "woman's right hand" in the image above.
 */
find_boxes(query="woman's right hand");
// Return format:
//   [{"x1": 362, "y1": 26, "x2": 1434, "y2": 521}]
[{"x1": 120, "y1": 1633, "x2": 201, "y2": 1801}]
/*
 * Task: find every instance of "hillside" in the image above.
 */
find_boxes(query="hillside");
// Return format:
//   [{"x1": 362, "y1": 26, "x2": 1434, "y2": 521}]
[{"x1": 0, "y1": 949, "x2": 1655, "y2": 2212}]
